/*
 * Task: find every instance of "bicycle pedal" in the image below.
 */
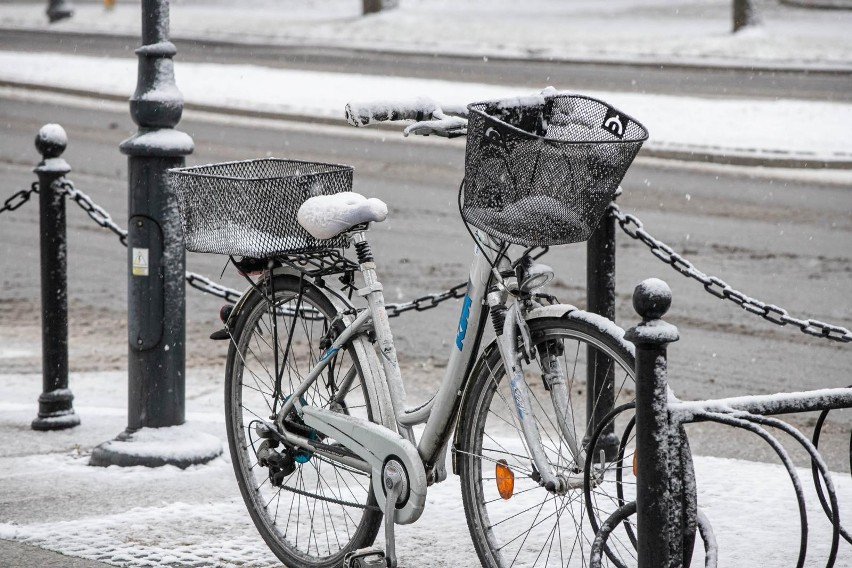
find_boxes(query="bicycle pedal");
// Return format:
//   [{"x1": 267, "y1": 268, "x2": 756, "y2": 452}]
[
  {"x1": 209, "y1": 327, "x2": 230, "y2": 340},
  {"x1": 343, "y1": 547, "x2": 387, "y2": 568}
]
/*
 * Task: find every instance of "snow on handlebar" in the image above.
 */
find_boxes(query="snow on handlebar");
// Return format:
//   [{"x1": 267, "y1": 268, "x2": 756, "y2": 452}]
[
  {"x1": 344, "y1": 98, "x2": 469, "y2": 138},
  {"x1": 345, "y1": 98, "x2": 440, "y2": 127}
]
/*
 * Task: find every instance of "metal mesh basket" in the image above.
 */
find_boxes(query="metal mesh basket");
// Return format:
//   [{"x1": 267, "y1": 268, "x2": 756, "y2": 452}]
[
  {"x1": 462, "y1": 93, "x2": 648, "y2": 247},
  {"x1": 168, "y1": 158, "x2": 353, "y2": 258}
]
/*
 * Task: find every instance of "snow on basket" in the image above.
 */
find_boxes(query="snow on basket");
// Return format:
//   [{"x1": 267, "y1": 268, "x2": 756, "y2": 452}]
[
  {"x1": 462, "y1": 93, "x2": 648, "y2": 247},
  {"x1": 168, "y1": 158, "x2": 354, "y2": 258}
]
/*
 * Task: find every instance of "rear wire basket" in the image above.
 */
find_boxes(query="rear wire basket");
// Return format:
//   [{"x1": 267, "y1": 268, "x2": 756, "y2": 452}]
[
  {"x1": 462, "y1": 93, "x2": 648, "y2": 247},
  {"x1": 168, "y1": 158, "x2": 353, "y2": 258}
]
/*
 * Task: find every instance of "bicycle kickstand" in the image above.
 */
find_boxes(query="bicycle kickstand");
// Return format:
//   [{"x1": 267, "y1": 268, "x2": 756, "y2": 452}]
[{"x1": 343, "y1": 460, "x2": 407, "y2": 568}]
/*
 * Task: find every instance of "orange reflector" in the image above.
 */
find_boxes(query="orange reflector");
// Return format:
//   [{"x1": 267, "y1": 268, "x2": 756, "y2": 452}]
[
  {"x1": 633, "y1": 452, "x2": 638, "y2": 477},
  {"x1": 495, "y1": 459, "x2": 515, "y2": 500}
]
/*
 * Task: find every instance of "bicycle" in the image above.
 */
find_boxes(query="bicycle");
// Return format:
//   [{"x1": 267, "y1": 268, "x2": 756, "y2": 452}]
[{"x1": 169, "y1": 91, "x2": 649, "y2": 568}]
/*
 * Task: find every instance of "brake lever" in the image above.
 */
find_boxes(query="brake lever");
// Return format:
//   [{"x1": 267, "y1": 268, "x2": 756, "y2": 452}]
[{"x1": 403, "y1": 116, "x2": 468, "y2": 138}]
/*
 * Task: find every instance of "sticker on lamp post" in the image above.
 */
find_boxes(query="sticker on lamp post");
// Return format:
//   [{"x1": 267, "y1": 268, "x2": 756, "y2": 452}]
[{"x1": 132, "y1": 248, "x2": 149, "y2": 276}]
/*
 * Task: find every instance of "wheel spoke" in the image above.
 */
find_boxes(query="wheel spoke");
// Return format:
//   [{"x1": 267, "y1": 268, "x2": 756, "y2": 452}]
[
  {"x1": 459, "y1": 321, "x2": 637, "y2": 567},
  {"x1": 225, "y1": 278, "x2": 383, "y2": 565}
]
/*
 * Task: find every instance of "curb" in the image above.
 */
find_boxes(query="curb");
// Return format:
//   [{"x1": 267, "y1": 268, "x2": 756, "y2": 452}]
[
  {"x1": 3, "y1": 80, "x2": 851, "y2": 171},
  {"x1": 780, "y1": 0, "x2": 852, "y2": 8}
]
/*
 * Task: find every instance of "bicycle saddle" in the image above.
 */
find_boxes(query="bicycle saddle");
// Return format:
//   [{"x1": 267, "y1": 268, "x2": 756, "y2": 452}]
[{"x1": 297, "y1": 191, "x2": 388, "y2": 240}]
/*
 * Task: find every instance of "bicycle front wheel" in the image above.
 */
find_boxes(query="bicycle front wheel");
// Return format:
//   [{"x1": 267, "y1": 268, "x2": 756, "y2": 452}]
[
  {"x1": 457, "y1": 315, "x2": 638, "y2": 567},
  {"x1": 225, "y1": 274, "x2": 387, "y2": 568}
]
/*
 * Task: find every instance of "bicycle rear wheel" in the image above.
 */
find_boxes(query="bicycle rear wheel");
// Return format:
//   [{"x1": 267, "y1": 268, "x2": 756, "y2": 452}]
[
  {"x1": 457, "y1": 315, "x2": 638, "y2": 567},
  {"x1": 225, "y1": 274, "x2": 387, "y2": 568}
]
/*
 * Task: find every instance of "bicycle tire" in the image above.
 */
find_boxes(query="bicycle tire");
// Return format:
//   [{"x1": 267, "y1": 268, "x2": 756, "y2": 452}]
[
  {"x1": 457, "y1": 315, "x2": 638, "y2": 567},
  {"x1": 225, "y1": 274, "x2": 387, "y2": 568},
  {"x1": 811, "y1": 402, "x2": 852, "y2": 545}
]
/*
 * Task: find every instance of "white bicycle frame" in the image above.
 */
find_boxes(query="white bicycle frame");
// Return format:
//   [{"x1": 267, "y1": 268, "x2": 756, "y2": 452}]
[
  {"x1": 272, "y1": 224, "x2": 586, "y2": 520},
  {"x1": 275, "y1": 228, "x2": 501, "y2": 467}
]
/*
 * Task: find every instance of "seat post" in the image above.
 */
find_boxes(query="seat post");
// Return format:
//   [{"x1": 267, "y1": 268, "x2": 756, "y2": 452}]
[{"x1": 350, "y1": 231, "x2": 413, "y2": 441}]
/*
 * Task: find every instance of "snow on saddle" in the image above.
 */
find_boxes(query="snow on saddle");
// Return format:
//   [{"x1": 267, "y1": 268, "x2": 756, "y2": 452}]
[{"x1": 297, "y1": 192, "x2": 388, "y2": 240}]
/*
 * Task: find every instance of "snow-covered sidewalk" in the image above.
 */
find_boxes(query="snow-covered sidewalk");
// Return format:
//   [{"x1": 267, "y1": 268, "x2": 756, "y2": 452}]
[
  {"x1": 2, "y1": 51, "x2": 851, "y2": 167},
  {"x1": 1, "y1": 369, "x2": 851, "y2": 566},
  {"x1": 2, "y1": 0, "x2": 852, "y2": 70}
]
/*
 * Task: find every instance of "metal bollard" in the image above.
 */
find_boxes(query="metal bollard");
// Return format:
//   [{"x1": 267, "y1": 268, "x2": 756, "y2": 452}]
[
  {"x1": 90, "y1": 0, "x2": 220, "y2": 468},
  {"x1": 46, "y1": 0, "x2": 74, "y2": 23},
  {"x1": 586, "y1": 206, "x2": 618, "y2": 459},
  {"x1": 363, "y1": 0, "x2": 399, "y2": 15},
  {"x1": 32, "y1": 125, "x2": 80, "y2": 432},
  {"x1": 733, "y1": 0, "x2": 759, "y2": 33},
  {"x1": 625, "y1": 278, "x2": 679, "y2": 568}
]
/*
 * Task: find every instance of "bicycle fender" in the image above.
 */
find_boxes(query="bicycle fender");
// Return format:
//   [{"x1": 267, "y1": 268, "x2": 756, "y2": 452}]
[
  {"x1": 530, "y1": 304, "x2": 634, "y2": 357},
  {"x1": 226, "y1": 265, "x2": 306, "y2": 327}
]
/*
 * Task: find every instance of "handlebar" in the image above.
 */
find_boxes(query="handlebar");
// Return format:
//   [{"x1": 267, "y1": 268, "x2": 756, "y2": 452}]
[
  {"x1": 345, "y1": 98, "x2": 441, "y2": 128},
  {"x1": 344, "y1": 98, "x2": 469, "y2": 138}
]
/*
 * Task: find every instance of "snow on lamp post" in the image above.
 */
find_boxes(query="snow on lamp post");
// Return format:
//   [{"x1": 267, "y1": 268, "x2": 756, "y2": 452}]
[{"x1": 90, "y1": 0, "x2": 221, "y2": 468}]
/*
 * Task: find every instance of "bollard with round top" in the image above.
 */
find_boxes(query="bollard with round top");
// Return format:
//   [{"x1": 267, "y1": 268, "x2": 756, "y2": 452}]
[
  {"x1": 32, "y1": 123, "x2": 80, "y2": 431},
  {"x1": 627, "y1": 277, "x2": 679, "y2": 341},
  {"x1": 625, "y1": 278, "x2": 679, "y2": 568}
]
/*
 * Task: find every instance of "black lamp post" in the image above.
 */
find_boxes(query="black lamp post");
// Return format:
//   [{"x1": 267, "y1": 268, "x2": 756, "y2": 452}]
[{"x1": 90, "y1": 0, "x2": 221, "y2": 468}]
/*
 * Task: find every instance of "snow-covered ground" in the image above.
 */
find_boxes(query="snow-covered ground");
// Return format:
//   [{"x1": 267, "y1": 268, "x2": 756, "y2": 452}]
[
  {"x1": 1, "y1": 51, "x2": 851, "y2": 164},
  {"x1": 1, "y1": 1, "x2": 851, "y2": 566},
  {"x1": 2, "y1": 0, "x2": 851, "y2": 69},
  {"x1": 1, "y1": 369, "x2": 851, "y2": 566}
]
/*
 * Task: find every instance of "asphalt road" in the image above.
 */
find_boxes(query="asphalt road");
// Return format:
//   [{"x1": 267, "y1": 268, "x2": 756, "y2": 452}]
[
  {"x1": 1, "y1": 28, "x2": 851, "y2": 102},
  {"x1": 1, "y1": 92, "x2": 851, "y2": 469}
]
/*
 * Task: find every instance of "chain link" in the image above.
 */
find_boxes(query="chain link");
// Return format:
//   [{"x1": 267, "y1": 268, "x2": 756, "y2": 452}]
[
  {"x1": 185, "y1": 272, "x2": 243, "y2": 304},
  {"x1": 21, "y1": 178, "x2": 846, "y2": 340},
  {"x1": 608, "y1": 203, "x2": 852, "y2": 343},
  {"x1": 57, "y1": 180, "x2": 129, "y2": 246},
  {"x1": 0, "y1": 182, "x2": 39, "y2": 215},
  {"x1": 383, "y1": 281, "x2": 468, "y2": 318},
  {"x1": 56, "y1": 178, "x2": 465, "y2": 312},
  {"x1": 56, "y1": 179, "x2": 245, "y2": 303}
]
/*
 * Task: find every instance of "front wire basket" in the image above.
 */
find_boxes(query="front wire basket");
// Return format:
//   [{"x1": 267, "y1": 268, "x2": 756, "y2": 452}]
[
  {"x1": 169, "y1": 158, "x2": 353, "y2": 258},
  {"x1": 462, "y1": 93, "x2": 648, "y2": 247}
]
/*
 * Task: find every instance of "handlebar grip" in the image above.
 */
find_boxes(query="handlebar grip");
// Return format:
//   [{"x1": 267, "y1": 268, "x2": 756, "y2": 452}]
[{"x1": 345, "y1": 98, "x2": 439, "y2": 127}]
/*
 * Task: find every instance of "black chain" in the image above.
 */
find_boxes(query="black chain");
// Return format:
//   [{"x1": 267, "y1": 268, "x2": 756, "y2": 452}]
[
  {"x1": 277, "y1": 480, "x2": 380, "y2": 511},
  {"x1": 0, "y1": 182, "x2": 39, "y2": 214},
  {"x1": 56, "y1": 179, "x2": 245, "y2": 304},
  {"x1": 608, "y1": 203, "x2": 852, "y2": 343},
  {"x1": 57, "y1": 179, "x2": 129, "y2": 246},
  {"x1": 185, "y1": 272, "x2": 243, "y2": 304},
  {"x1": 384, "y1": 281, "x2": 468, "y2": 318},
  {"x1": 48, "y1": 179, "x2": 469, "y2": 313}
]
